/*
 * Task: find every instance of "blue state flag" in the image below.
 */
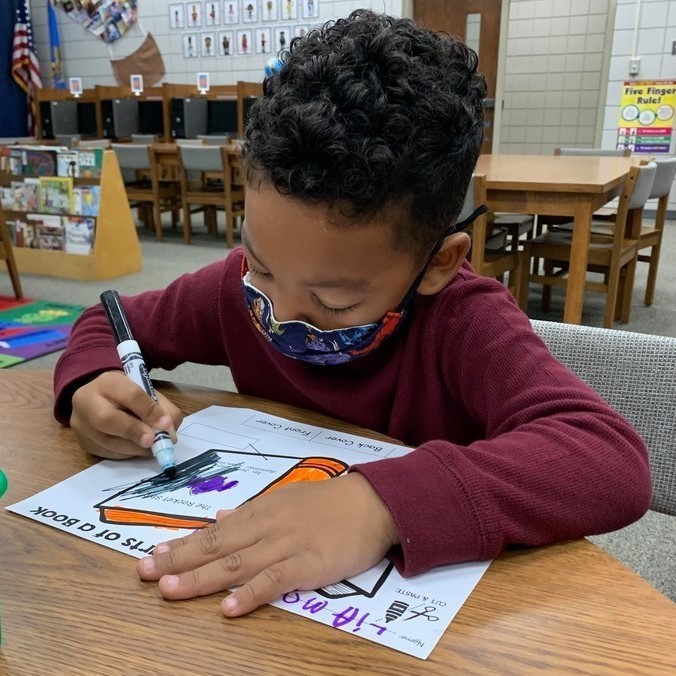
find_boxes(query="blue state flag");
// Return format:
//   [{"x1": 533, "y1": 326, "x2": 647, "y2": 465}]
[{"x1": 48, "y1": 1, "x2": 66, "y2": 89}]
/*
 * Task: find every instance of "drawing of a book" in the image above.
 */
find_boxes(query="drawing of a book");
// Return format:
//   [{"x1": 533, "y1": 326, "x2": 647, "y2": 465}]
[{"x1": 95, "y1": 449, "x2": 348, "y2": 529}]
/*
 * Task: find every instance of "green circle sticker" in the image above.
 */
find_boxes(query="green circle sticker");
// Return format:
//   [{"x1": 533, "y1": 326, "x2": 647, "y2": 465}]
[{"x1": 621, "y1": 104, "x2": 639, "y2": 121}]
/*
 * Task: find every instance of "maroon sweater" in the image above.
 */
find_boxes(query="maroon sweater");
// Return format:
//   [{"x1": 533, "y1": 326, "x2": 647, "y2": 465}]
[{"x1": 54, "y1": 248, "x2": 652, "y2": 575}]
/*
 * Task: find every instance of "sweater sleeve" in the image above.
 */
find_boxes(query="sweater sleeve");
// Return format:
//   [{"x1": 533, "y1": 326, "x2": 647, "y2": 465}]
[
  {"x1": 53, "y1": 255, "x2": 237, "y2": 425},
  {"x1": 353, "y1": 279, "x2": 652, "y2": 576}
]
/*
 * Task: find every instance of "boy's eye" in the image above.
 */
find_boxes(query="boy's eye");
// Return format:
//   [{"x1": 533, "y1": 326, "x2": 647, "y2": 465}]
[
  {"x1": 249, "y1": 267, "x2": 273, "y2": 279},
  {"x1": 312, "y1": 294, "x2": 358, "y2": 315}
]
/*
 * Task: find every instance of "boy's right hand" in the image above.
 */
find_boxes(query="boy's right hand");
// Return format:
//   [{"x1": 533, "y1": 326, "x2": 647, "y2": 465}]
[{"x1": 70, "y1": 371, "x2": 183, "y2": 460}]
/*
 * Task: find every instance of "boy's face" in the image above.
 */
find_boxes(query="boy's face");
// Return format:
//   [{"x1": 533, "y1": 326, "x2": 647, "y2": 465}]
[{"x1": 242, "y1": 182, "x2": 423, "y2": 331}]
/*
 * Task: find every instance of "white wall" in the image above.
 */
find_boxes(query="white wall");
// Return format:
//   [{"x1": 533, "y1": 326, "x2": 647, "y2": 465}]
[
  {"x1": 31, "y1": 0, "x2": 406, "y2": 88},
  {"x1": 602, "y1": 0, "x2": 676, "y2": 209},
  {"x1": 499, "y1": 0, "x2": 613, "y2": 155}
]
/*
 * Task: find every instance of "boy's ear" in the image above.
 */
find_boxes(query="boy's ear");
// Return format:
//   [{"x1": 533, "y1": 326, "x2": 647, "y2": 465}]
[{"x1": 417, "y1": 232, "x2": 471, "y2": 296}]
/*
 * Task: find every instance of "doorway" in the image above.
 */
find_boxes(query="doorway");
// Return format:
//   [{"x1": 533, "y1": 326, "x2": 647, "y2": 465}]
[{"x1": 414, "y1": 0, "x2": 502, "y2": 153}]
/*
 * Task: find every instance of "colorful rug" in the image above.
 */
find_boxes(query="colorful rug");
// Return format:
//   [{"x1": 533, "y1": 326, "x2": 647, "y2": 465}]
[{"x1": 0, "y1": 297, "x2": 86, "y2": 368}]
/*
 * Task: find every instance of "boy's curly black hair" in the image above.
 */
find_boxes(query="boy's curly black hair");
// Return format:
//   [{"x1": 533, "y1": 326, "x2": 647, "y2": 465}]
[{"x1": 244, "y1": 10, "x2": 486, "y2": 258}]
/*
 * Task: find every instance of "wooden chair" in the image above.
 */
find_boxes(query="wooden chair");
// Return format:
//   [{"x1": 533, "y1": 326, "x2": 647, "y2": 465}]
[
  {"x1": 466, "y1": 174, "x2": 526, "y2": 309},
  {"x1": 521, "y1": 163, "x2": 656, "y2": 328},
  {"x1": 634, "y1": 157, "x2": 676, "y2": 306},
  {"x1": 0, "y1": 209, "x2": 23, "y2": 299},
  {"x1": 178, "y1": 145, "x2": 245, "y2": 247},
  {"x1": 111, "y1": 143, "x2": 179, "y2": 241},
  {"x1": 237, "y1": 81, "x2": 263, "y2": 136}
]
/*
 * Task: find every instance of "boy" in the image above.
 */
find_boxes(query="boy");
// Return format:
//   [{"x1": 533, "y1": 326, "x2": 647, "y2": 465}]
[{"x1": 54, "y1": 11, "x2": 651, "y2": 618}]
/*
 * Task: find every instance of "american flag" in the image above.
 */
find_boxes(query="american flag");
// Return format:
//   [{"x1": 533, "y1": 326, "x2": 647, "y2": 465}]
[{"x1": 12, "y1": 0, "x2": 43, "y2": 136}]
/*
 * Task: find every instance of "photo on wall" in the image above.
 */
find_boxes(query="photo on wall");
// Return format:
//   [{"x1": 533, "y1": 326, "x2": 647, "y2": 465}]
[
  {"x1": 169, "y1": 3, "x2": 185, "y2": 28},
  {"x1": 236, "y1": 28, "x2": 253, "y2": 55},
  {"x1": 281, "y1": 0, "x2": 298, "y2": 21},
  {"x1": 293, "y1": 24, "x2": 308, "y2": 39},
  {"x1": 255, "y1": 27, "x2": 272, "y2": 54},
  {"x1": 241, "y1": 0, "x2": 259, "y2": 23},
  {"x1": 262, "y1": 0, "x2": 279, "y2": 21},
  {"x1": 218, "y1": 30, "x2": 234, "y2": 56},
  {"x1": 273, "y1": 27, "x2": 290, "y2": 52},
  {"x1": 201, "y1": 32, "x2": 216, "y2": 56},
  {"x1": 204, "y1": 1, "x2": 220, "y2": 26},
  {"x1": 186, "y1": 2, "x2": 202, "y2": 28},
  {"x1": 223, "y1": 0, "x2": 239, "y2": 23},
  {"x1": 301, "y1": 0, "x2": 318, "y2": 20},
  {"x1": 183, "y1": 32, "x2": 200, "y2": 58}
]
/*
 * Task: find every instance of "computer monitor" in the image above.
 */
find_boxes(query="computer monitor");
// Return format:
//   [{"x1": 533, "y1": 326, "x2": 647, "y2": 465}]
[
  {"x1": 39, "y1": 100, "x2": 78, "y2": 139},
  {"x1": 77, "y1": 102, "x2": 97, "y2": 138},
  {"x1": 170, "y1": 97, "x2": 208, "y2": 139},
  {"x1": 207, "y1": 99, "x2": 238, "y2": 136},
  {"x1": 101, "y1": 99, "x2": 140, "y2": 139},
  {"x1": 138, "y1": 100, "x2": 164, "y2": 136}
]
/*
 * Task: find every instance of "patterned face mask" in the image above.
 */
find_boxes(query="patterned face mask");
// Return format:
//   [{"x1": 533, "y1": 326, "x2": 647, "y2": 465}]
[{"x1": 242, "y1": 205, "x2": 487, "y2": 366}]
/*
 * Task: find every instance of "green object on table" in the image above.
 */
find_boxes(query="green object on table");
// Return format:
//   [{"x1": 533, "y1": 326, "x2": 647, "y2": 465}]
[{"x1": 0, "y1": 468, "x2": 6, "y2": 648}]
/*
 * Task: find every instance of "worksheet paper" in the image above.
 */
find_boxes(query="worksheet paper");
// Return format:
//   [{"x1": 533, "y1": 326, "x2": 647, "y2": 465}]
[{"x1": 7, "y1": 405, "x2": 490, "y2": 659}]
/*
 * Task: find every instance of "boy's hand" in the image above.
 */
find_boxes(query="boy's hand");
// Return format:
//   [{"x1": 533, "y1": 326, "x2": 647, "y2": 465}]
[
  {"x1": 137, "y1": 473, "x2": 399, "y2": 616},
  {"x1": 70, "y1": 371, "x2": 183, "y2": 459}
]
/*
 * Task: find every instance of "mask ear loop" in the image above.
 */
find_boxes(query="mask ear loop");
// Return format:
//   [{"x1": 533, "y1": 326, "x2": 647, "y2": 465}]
[{"x1": 396, "y1": 204, "x2": 489, "y2": 309}]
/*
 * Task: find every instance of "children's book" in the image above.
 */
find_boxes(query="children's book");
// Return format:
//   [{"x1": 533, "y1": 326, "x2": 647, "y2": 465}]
[
  {"x1": 57, "y1": 150, "x2": 80, "y2": 178},
  {"x1": 7, "y1": 148, "x2": 24, "y2": 175},
  {"x1": 5, "y1": 220, "x2": 16, "y2": 244},
  {"x1": 28, "y1": 214, "x2": 65, "y2": 250},
  {"x1": 73, "y1": 185, "x2": 101, "y2": 217},
  {"x1": 39, "y1": 177, "x2": 74, "y2": 215},
  {"x1": 65, "y1": 217, "x2": 95, "y2": 255},
  {"x1": 0, "y1": 186, "x2": 13, "y2": 210},
  {"x1": 14, "y1": 220, "x2": 36, "y2": 248},
  {"x1": 23, "y1": 178, "x2": 40, "y2": 212},
  {"x1": 78, "y1": 149, "x2": 104, "y2": 178},
  {"x1": 31, "y1": 213, "x2": 64, "y2": 237},
  {"x1": 22, "y1": 148, "x2": 58, "y2": 177},
  {"x1": 9, "y1": 181, "x2": 26, "y2": 211}
]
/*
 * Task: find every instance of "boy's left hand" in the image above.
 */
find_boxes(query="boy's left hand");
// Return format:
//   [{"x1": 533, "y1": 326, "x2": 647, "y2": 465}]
[{"x1": 137, "y1": 473, "x2": 399, "y2": 616}]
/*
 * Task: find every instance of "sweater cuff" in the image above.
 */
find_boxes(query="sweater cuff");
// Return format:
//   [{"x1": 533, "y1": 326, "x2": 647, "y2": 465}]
[
  {"x1": 53, "y1": 346, "x2": 123, "y2": 425},
  {"x1": 351, "y1": 445, "x2": 488, "y2": 577}
]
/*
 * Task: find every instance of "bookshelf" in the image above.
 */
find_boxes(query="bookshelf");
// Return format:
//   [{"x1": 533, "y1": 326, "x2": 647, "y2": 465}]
[{"x1": 0, "y1": 150, "x2": 142, "y2": 281}]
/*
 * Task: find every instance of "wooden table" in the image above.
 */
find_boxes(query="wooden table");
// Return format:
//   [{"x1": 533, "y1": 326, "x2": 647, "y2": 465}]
[
  {"x1": 152, "y1": 141, "x2": 242, "y2": 170},
  {"x1": 2, "y1": 371, "x2": 675, "y2": 675},
  {"x1": 475, "y1": 154, "x2": 635, "y2": 325}
]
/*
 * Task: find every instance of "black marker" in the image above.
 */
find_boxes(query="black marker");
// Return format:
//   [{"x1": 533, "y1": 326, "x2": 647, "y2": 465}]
[{"x1": 100, "y1": 290, "x2": 177, "y2": 479}]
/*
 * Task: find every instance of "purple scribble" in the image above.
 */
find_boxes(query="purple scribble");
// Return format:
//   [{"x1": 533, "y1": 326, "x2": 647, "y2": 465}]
[{"x1": 188, "y1": 476, "x2": 239, "y2": 495}]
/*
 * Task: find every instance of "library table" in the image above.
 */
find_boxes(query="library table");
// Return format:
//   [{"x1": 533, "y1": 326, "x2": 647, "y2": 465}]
[
  {"x1": 1, "y1": 371, "x2": 675, "y2": 675},
  {"x1": 476, "y1": 154, "x2": 635, "y2": 325}
]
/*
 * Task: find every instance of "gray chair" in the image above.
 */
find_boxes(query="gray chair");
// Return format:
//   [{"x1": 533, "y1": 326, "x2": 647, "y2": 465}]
[
  {"x1": 635, "y1": 157, "x2": 676, "y2": 306},
  {"x1": 131, "y1": 134, "x2": 158, "y2": 144},
  {"x1": 77, "y1": 139, "x2": 111, "y2": 149},
  {"x1": 531, "y1": 319, "x2": 676, "y2": 516},
  {"x1": 178, "y1": 144, "x2": 245, "y2": 246},
  {"x1": 197, "y1": 135, "x2": 232, "y2": 145},
  {"x1": 56, "y1": 133, "x2": 81, "y2": 147},
  {"x1": 112, "y1": 143, "x2": 179, "y2": 240}
]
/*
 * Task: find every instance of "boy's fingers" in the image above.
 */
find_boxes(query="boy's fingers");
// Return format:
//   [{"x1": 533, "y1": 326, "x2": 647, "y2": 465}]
[
  {"x1": 107, "y1": 378, "x2": 173, "y2": 430},
  {"x1": 138, "y1": 514, "x2": 255, "y2": 579},
  {"x1": 155, "y1": 544, "x2": 271, "y2": 600},
  {"x1": 222, "y1": 559, "x2": 299, "y2": 616},
  {"x1": 88, "y1": 406, "x2": 157, "y2": 447}
]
